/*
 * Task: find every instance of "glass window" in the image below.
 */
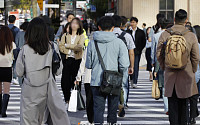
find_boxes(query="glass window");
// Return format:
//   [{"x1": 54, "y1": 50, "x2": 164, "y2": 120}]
[
  {"x1": 159, "y1": 0, "x2": 174, "y2": 20},
  {"x1": 167, "y1": 0, "x2": 174, "y2": 9},
  {"x1": 160, "y1": 0, "x2": 166, "y2": 10}
]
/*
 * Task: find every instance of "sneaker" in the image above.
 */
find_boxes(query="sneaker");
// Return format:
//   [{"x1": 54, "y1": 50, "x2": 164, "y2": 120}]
[
  {"x1": 12, "y1": 78, "x2": 19, "y2": 85},
  {"x1": 130, "y1": 80, "x2": 133, "y2": 88},
  {"x1": 189, "y1": 118, "x2": 196, "y2": 125},
  {"x1": 118, "y1": 104, "x2": 125, "y2": 117},
  {"x1": 132, "y1": 84, "x2": 137, "y2": 88}
]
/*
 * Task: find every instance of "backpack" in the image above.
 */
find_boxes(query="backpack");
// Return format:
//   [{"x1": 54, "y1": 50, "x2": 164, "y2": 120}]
[
  {"x1": 11, "y1": 26, "x2": 17, "y2": 42},
  {"x1": 164, "y1": 28, "x2": 190, "y2": 69},
  {"x1": 116, "y1": 31, "x2": 127, "y2": 47}
]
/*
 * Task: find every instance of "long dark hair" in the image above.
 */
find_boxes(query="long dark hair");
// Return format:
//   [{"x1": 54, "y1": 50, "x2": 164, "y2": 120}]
[
  {"x1": 0, "y1": 26, "x2": 13, "y2": 55},
  {"x1": 62, "y1": 22, "x2": 70, "y2": 34},
  {"x1": 194, "y1": 25, "x2": 200, "y2": 43},
  {"x1": 69, "y1": 18, "x2": 84, "y2": 35},
  {"x1": 146, "y1": 27, "x2": 151, "y2": 40},
  {"x1": 25, "y1": 17, "x2": 50, "y2": 55},
  {"x1": 154, "y1": 14, "x2": 165, "y2": 34}
]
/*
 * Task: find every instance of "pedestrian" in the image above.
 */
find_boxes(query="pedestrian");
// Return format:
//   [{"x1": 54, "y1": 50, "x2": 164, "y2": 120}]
[
  {"x1": 8, "y1": 15, "x2": 20, "y2": 85},
  {"x1": 112, "y1": 15, "x2": 135, "y2": 112},
  {"x1": 0, "y1": 26, "x2": 16, "y2": 117},
  {"x1": 142, "y1": 23, "x2": 147, "y2": 36},
  {"x1": 59, "y1": 17, "x2": 85, "y2": 104},
  {"x1": 156, "y1": 9, "x2": 199, "y2": 125},
  {"x1": 55, "y1": 13, "x2": 75, "y2": 42},
  {"x1": 127, "y1": 17, "x2": 146, "y2": 88},
  {"x1": 85, "y1": 16, "x2": 129, "y2": 125},
  {"x1": 145, "y1": 27, "x2": 153, "y2": 81},
  {"x1": 152, "y1": 17, "x2": 169, "y2": 114},
  {"x1": 74, "y1": 48, "x2": 93, "y2": 124},
  {"x1": 16, "y1": 17, "x2": 70, "y2": 125},
  {"x1": 120, "y1": 16, "x2": 128, "y2": 31}
]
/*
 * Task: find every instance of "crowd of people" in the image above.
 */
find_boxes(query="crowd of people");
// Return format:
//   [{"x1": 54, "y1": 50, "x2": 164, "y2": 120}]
[{"x1": 0, "y1": 8, "x2": 199, "y2": 125}]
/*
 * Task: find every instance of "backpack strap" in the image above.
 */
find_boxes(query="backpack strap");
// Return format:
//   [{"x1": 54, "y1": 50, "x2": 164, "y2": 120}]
[
  {"x1": 166, "y1": 28, "x2": 174, "y2": 35},
  {"x1": 167, "y1": 28, "x2": 190, "y2": 36},
  {"x1": 120, "y1": 31, "x2": 126, "y2": 37}
]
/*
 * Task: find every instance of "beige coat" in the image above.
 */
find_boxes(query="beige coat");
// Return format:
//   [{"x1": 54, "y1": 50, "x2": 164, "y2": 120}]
[
  {"x1": 157, "y1": 24, "x2": 200, "y2": 98},
  {"x1": 16, "y1": 44, "x2": 70, "y2": 125},
  {"x1": 59, "y1": 33, "x2": 86, "y2": 60}
]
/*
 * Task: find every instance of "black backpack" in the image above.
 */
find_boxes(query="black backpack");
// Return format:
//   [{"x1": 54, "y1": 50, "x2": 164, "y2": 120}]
[
  {"x1": 116, "y1": 31, "x2": 127, "y2": 47},
  {"x1": 10, "y1": 26, "x2": 17, "y2": 42}
]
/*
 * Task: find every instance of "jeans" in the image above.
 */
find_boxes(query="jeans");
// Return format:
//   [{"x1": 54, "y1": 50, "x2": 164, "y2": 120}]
[
  {"x1": 162, "y1": 88, "x2": 168, "y2": 113},
  {"x1": 91, "y1": 86, "x2": 119, "y2": 125},
  {"x1": 131, "y1": 54, "x2": 141, "y2": 84},
  {"x1": 122, "y1": 69, "x2": 129, "y2": 106}
]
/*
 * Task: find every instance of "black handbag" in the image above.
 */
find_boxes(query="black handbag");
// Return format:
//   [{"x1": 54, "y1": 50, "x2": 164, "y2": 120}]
[
  {"x1": 94, "y1": 41, "x2": 123, "y2": 96},
  {"x1": 77, "y1": 86, "x2": 86, "y2": 110},
  {"x1": 52, "y1": 43, "x2": 61, "y2": 75},
  {"x1": 13, "y1": 48, "x2": 20, "y2": 60}
]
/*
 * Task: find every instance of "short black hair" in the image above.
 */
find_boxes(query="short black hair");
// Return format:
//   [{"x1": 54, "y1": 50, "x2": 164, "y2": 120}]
[
  {"x1": 69, "y1": 18, "x2": 84, "y2": 35},
  {"x1": 130, "y1": 17, "x2": 138, "y2": 23},
  {"x1": 143, "y1": 23, "x2": 146, "y2": 27},
  {"x1": 121, "y1": 16, "x2": 127, "y2": 26},
  {"x1": 25, "y1": 17, "x2": 50, "y2": 55},
  {"x1": 194, "y1": 25, "x2": 200, "y2": 43},
  {"x1": 159, "y1": 18, "x2": 169, "y2": 29},
  {"x1": 175, "y1": 9, "x2": 187, "y2": 24},
  {"x1": 20, "y1": 22, "x2": 29, "y2": 31},
  {"x1": 97, "y1": 16, "x2": 114, "y2": 31},
  {"x1": 156, "y1": 13, "x2": 165, "y2": 21},
  {"x1": 66, "y1": 13, "x2": 74, "y2": 18},
  {"x1": 8, "y1": 15, "x2": 16, "y2": 23},
  {"x1": 112, "y1": 15, "x2": 122, "y2": 27}
]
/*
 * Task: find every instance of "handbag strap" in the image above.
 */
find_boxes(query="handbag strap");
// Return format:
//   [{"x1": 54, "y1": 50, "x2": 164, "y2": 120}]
[{"x1": 94, "y1": 40, "x2": 106, "y2": 70}]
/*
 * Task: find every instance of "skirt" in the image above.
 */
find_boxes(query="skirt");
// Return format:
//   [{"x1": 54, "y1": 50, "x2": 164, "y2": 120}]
[{"x1": 0, "y1": 67, "x2": 12, "y2": 82}]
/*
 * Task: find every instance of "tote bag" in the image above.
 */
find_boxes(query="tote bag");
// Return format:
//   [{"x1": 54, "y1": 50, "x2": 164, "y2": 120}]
[
  {"x1": 68, "y1": 86, "x2": 78, "y2": 112},
  {"x1": 152, "y1": 80, "x2": 160, "y2": 99}
]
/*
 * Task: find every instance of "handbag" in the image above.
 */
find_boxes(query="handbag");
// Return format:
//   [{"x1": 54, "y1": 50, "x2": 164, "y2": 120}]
[
  {"x1": 68, "y1": 86, "x2": 78, "y2": 112},
  {"x1": 52, "y1": 43, "x2": 61, "y2": 75},
  {"x1": 77, "y1": 86, "x2": 86, "y2": 110},
  {"x1": 152, "y1": 79, "x2": 160, "y2": 99},
  {"x1": 94, "y1": 41, "x2": 123, "y2": 96},
  {"x1": 13, "y1": 48, "x2": 20, "y2": 60}
]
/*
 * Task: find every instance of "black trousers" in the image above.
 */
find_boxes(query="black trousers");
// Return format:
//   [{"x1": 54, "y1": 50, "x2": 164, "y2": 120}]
[
  {"x1": 188, "y1": 94, "x2": 199, "y2": 119},
  {"x1": 61, "y1": 57, "x2": 81, "y2": 102},
  {"x1": 168, "y1": 89, "x2": 187, "y2": 125},
  {"x1": 145, "y1": 48, "x2": 152, "y2": 72},
  {"x1": 84, "y1": 84, "x2": 94, "y2": 123}
]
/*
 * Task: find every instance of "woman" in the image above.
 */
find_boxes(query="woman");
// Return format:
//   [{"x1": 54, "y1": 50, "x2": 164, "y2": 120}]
[
  {"x1": 16, "y1": 17, "x2": 70, "y2": 125},
  {"x1": 59, "y1": 17, "x2": 85, "y2": 104},
  {"x1": 0, "y1": 26, "x2": 16, "y2": 117},
  {"x1": 59, "y1": 18, "x2": 85, "y2": 103},
  {"x1": 145, "y1": 27, "x2": 153, "y2": 81}
]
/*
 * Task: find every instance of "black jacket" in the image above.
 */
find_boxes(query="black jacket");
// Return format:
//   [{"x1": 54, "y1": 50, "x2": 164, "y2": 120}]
[{"x1": 126, "y1": 27, "x2": 146, "y2": 55}]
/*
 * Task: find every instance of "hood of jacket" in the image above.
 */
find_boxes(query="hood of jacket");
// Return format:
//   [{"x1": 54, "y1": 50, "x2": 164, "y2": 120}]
[{"x1": 93, "y1": 31, "x2": 117, "y2": 43}]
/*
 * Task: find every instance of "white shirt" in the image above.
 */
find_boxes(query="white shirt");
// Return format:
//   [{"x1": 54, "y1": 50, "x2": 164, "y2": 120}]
[
  {"x1": 131, "y1": 27, "x2": 137, "y2": 41},
  {"x1": 68, "y1": 35, "x2": 77, "y2": 58}
]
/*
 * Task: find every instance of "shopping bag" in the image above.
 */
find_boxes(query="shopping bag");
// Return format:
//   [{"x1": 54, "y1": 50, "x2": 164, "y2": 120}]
[
  {"x1": 152, "y1": 80, "x2": 160, "y2": 99},
  {"x1": 77, "y1": 90, "x2": 86, "y2": 110},
  {"x1": 68, "y1": 86, "x2": 78, "y2": 112}
]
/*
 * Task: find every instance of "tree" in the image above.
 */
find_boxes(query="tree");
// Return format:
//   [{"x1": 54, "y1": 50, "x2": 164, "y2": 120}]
[
  {"x1": 87, "y1": 0, "x2": 108, "y2": 20},
  {"x1": 13, "y1": 0, "x2": 31, "y2": 10}
]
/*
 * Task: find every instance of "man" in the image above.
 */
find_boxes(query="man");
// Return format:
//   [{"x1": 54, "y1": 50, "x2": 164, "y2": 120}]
[
  {"x1": 86, "y1": 16, "x2": 129, "y2": 125},
  {"x1": 120, "y1": 16, "x2": 128, "y2": 31},
  {"x1": 8, "y1": 15, "x2": 20, "y2": 85},
  {"x1": 157, "y1": 9, "x2": 199, "y2": 125},
  {"x1": 112, "y1": 15, "x2": 135, "y2": 111},
  {"x1": 55, "y1": 13, "x2": 74, "y2": 42},
  {"x1": 127, "y1": 17, "x2": 146, "y2": 88},
  {"x1": 142, "y1": 23, "x2": 147, "y2": 36}
]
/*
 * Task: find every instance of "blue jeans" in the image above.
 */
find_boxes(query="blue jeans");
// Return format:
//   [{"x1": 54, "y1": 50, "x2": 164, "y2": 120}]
[
  {"x1": 131, "y1": 54, "x2": 141, "y2": 84},
  {"x1": 162, "y1": 88, "x2": 168, "y2": 113},
  {"x1": 122, "y1": 77, "x2": 129, "y2": 106},
  {"x1": 91, "y1": 86, "x2": 119, "y2": 125}
]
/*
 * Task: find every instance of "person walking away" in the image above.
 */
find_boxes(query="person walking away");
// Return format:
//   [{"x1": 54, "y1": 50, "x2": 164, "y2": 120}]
[
  {"x1": 8, "y1": 15, "x2": 20, "y2": 85},
  {"x1": 74, "y1": 48, "x2": 93, "y2": 124},
  {"x1": 56, "y1": 13, "x2": 75, "y2": 42},
  {"x1": 156, "y1": 9, "x2": 199, "y2": 125},
  {"x1": 15, "y1": 22, "x2": 29, "y2": 86},
  {"x1": 112, "y1": 15, "x2": 135, "y2": 112},
  {"x1": 16, "y1": 17, "x2": 70, "y2": 125},
  {"x1": 126, "y1": 17, "x2": 146, "y2": 88},
  {"x1": 142, "y1": 23, "x2": 147, "y2": 37},
  {"x1": 0, "y1": 26, "x2": 16, "y2": 117},
  {"x1": 152, "y1": 18, "x2": 169, "y2": 114},
  {"x1": 86, "y1": 16, "x2": 129, "y2": 125},
  {"x1": 59, "y1": 18, "x2": 85, "y2": 104},
  {"x1": 145, "y1": 27, "x2": 153, "y2": 81}
]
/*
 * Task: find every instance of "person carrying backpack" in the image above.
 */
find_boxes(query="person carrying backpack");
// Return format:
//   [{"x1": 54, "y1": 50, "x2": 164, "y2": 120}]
[
  {"x1": 112, "y1": 15, "x2": 135, "y2": 116},
  {"x1": 156, "y1": 9, "x2": 199, "y2": 125},
  {"x1": 8, "y1": 15, "x2": 20, "y2": 85}
]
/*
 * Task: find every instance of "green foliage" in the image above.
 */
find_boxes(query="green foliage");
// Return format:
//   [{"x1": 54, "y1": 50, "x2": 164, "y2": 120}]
[
  {"x1": 13, "y1": 0, "x2": 32, "y2": 10},
  {"x1": 87, "y1": 0, "x2": 108, "y2": 20}
]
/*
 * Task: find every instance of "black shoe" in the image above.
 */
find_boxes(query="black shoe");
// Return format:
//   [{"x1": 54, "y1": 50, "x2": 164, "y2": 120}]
[
  {"x1": 190, "y1": 118, "x2": 196, "y2": 125},
  {"x1": 118, "y1": 105, "x2": 125, "y2": 117},
  {"x1": 124, "y1": 104, "x2": 129, "y2": 109},
  {"x1": 2, "y1": 94, "x2": 10, "y2": 117}
]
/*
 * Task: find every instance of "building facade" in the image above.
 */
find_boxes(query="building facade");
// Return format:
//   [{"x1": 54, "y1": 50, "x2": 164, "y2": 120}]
[{"x1": 118, "y1": 0, "x2": 200, "y2": 28}]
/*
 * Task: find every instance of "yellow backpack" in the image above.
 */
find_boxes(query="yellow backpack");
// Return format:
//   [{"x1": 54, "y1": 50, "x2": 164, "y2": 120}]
[{"x1": 165, "y1": 28, "x2": 190, "y2": 69}]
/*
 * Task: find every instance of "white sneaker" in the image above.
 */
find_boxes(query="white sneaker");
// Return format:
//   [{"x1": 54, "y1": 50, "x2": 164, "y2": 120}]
[
  {"x1": 132, "y1": 84, "x2": 137, "y2": 88},
  {"x1": 12, "y1": 78, "x2": 19, "y2": 85},
  {"x1": 130, "y1": 80, "x2": 134, "y2": 88}
]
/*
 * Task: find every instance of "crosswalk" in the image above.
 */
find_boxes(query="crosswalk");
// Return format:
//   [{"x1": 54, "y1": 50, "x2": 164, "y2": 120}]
[{"x1": 0, "y1": 71, "x2": 200, "y2": 125}]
